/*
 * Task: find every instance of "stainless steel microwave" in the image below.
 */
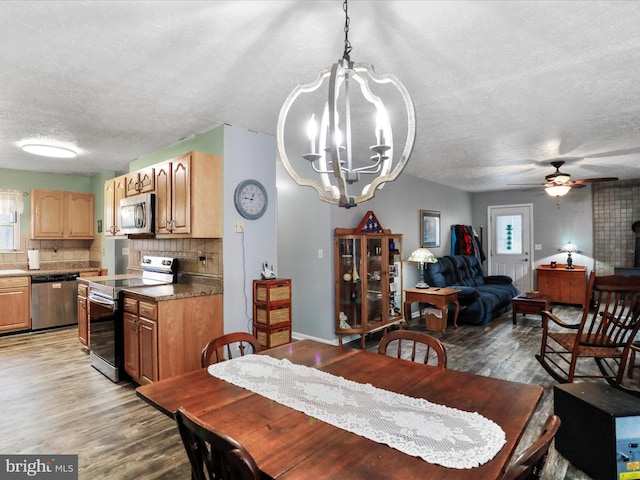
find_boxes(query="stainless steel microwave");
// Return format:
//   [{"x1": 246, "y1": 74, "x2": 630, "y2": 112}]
[{"x1": 120, "y1": 193, "x2": 155, "y2": 235}]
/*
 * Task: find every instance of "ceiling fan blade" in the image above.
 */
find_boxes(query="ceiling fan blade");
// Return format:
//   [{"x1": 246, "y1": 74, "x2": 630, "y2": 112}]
[{"x1": 571, "y1": 177, "x2": 619, "y2": 185}]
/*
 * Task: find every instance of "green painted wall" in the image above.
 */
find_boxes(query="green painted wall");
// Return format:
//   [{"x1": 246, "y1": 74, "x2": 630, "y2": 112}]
[
  {"x1": 128, "y1": 127, "x2": 224, "y2": 171},
  {"x1": 0, "y1": 168, "x2": 96, "y2": 235}
]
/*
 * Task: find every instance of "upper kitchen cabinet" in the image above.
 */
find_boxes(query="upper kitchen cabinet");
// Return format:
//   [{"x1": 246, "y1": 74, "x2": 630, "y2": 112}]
[
  {"x1": 104, "y1": 175, "x2": 127, "y2": 236},
  {"x1": 155, "y1": 151, "x2": 222, "y2": 238},
  {"x1": 125, "y1": 166, "x2": 155, "y2": 196},
  {"x1": 31, "y1": 189, "x2": 94, "y2": 240}
]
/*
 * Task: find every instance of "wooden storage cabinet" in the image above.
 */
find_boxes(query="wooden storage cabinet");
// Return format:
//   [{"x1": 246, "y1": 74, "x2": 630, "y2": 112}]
[
  {"x1": 334, "y1": 228, "x2": 404, "y2": 349},
  {"x1": 0, "y1": 276, "x2": 30, "y2": 334},
  {"x1": 154, "y1": 151, "x2": 222, "y2": 238},
  {"x1": 31, "y1": 189, "x2": 94, "y2": 239},
  {"x1": 253, "y1": 279, "x2": 292, "y2": 349},
  {"x1": 77, "y1": 281, "x2": 89, "y2": 346},
  {"x1": 536, "y1": 265, "x2": 587, "y2": 306},
  {"x1": 125, "y1": 166, "x2": 155, "y2": 196},
  {"x1": 104, "y1": 175, "x2": 127, "y2": 236},
  {"x1": 122, "y1": 292, "x2": 223, "y2": 384}
]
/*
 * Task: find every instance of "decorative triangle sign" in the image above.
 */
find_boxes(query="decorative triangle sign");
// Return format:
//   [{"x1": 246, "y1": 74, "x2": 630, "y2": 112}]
[{"x1": 357, "y1": 210, "x2": 383, "y2": 233}]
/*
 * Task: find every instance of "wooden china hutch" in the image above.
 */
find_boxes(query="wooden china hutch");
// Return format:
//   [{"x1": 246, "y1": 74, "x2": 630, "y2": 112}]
[{"x1": 334, "y1": 227, "x2": 403, "y2": 349}]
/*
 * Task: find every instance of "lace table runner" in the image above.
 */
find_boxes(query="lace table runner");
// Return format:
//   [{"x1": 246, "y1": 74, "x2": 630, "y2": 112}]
[{"x1": 207, "y1": 355, "x2": 506, "y2": 469}]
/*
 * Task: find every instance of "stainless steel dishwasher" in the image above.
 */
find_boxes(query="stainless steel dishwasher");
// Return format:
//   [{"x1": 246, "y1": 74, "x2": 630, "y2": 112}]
[{"x1": 30, "y1": 272, "x2": 79, "y2": 330}]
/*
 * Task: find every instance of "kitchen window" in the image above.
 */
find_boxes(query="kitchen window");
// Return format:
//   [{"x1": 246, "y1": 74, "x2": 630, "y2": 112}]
[{"x1": 0, "y1": 190, "x2": 23, "y2": 251}]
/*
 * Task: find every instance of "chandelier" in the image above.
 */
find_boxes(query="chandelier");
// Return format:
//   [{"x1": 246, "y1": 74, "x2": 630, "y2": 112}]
[{"x1": 276, "y1": 0, "x2": 416, "y2": 208}]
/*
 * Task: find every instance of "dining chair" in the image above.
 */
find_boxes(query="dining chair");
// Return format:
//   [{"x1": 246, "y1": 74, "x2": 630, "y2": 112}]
[
  {"x1": 500, "y1": 414, "x2": 561, "y2": 480},
  {"x1": 201, "y1": 332, "x2": 261, "y2": 368},
  {"x1": 536, "y1": 272, "x2": 640, "y2": 394},
  {"x1": 377, "y1": 329, "x2": 447, "y2": 368},
  {"x1": 175, "y1": 407, "x2": 263, "y2": 480}
]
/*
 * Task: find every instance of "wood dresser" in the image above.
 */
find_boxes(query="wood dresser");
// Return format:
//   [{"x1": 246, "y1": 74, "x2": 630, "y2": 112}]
[{"x1": 536, "y1": 264, "x2": 587, "y2": 307}]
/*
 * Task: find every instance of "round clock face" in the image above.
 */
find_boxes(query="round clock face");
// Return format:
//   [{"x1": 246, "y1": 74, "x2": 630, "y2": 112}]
[{"x1": 234, "y1": 179, "x2": 268, "y2": 220}]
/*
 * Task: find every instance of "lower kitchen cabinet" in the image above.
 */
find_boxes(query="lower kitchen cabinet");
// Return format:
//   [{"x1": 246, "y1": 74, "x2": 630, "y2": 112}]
[
  {"x1": 0, "y1": 276, "x2": 31, "y2": 334},
  {"x1": 77, "y1": 281, "x2": 89, "y2": 346},
  {"x1": 122, "y1": 292, "x2": 222, "y2": 384}
]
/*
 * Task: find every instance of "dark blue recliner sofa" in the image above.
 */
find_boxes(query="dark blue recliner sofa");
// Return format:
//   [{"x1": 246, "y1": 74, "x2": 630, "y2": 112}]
[{"x1": 425, "y1": 255, "x2": 518, "y2": 325}]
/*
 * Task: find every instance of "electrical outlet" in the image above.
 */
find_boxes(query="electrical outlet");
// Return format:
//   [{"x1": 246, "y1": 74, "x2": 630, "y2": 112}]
[
  {"x1": 235, "y1": 220, "x2": 244, "y2": 233},
  {"x1": 122, "y1": 247, "x2": 129, "y2": 255},
  {"x1": 318, "y1": 248, "x2": 323, "y2": 259}
]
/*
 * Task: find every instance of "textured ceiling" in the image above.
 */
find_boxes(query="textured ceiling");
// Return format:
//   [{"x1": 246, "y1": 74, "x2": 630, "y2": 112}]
[{"x1": 1, "y1": 0, "x2": 640, "y2": 192}]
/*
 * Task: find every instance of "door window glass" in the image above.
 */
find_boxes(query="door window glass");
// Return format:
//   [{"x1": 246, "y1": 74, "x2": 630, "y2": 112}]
[{"x1": 496, "y1": 214, "x2": 522, "y2": 254}]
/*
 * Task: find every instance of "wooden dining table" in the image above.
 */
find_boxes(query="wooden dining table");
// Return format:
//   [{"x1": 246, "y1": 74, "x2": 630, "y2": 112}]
[{"x1": 136, "y1": 339, "x2": 543, "y2": 479}]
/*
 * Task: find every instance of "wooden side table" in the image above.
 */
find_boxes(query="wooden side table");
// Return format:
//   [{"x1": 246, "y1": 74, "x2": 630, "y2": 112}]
[
  {"x1": 512, "y1": 292, "x2": 553, "y2": 325},
  {"x1": 404, "y1": 287, "x2": 460, "y2": 333}
]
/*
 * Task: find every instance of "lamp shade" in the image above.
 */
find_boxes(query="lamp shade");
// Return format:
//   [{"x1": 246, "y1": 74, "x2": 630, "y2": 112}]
[
  {"x1": 561, "y1": 242, "x2": 577, "y2": 253},
  {"x1": 407, "y1": 248, "x2": 437, "y2": 264},
  {"x1": 407, "y1": 248, "x2": 437, "y2": 289},
  {"x1": 545, "y1": 184, "x2": 571, "y2": 197}
]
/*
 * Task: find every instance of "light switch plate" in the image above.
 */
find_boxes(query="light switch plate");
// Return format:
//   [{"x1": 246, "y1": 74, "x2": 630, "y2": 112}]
[{"x1": 535, "y1": 244, "x2": 542, "y2": 250}]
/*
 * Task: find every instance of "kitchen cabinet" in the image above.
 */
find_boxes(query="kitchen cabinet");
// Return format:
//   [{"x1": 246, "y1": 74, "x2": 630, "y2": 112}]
[
  {"x1": 104, "y1": 175, "x2": 127, "y2": 236},
  {"x1": 334, "y1": 228, "x2": 404, "y2": 348},
  {"x1": 125, "y1": 166, "x2": 155, "y2": 196},
  {"x1": 31, "y1": 189, "x2": 94, "y2": 239},
  {"x1": 122, "y1": 292, "x2": 222, "y2": 384},
  {"x1": 154, "y1": 151, "x2": 222, "y2": 238},
  {"x1": 536, "y1": 265, "x2": 588, "y2": 307},
  {"x1": 0, "y1": 276, "x2": 31, "y2": 334},
  {"x1": 77, "y1": 281, "x2": 89, "y2": 346},
  {"x1": 67, "y1": 192, "x2": 94, "y2": 238},
  {"x1": 123, "y1": 297, "x2": 158, "y2": 384}
]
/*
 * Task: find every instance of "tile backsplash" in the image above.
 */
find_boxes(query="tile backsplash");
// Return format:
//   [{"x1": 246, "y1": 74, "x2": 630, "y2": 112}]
[
  {"x1": 0, "y1": 235, "x2": 102, "y2": 271},
  {"x1": 128, "y1": 237, "x2": 223, "y2": 279}
]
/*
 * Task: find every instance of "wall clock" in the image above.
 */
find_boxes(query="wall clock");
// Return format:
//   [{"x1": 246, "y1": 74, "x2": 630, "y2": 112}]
[{"x1": 234, "y1": 179, "x2": 268, "y2": 220}]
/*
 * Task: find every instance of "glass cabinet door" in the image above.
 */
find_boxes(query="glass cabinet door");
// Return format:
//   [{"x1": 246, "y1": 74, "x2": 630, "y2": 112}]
[
  {"x1": 336, "y1": 236, "x2": 362, "y2": 330},
  {"x1": 365, "y1": 237, "x2": 383, "y2": 328},
  {"x1": 387, "y1": 235, "x2": 402, "y2": 319}
]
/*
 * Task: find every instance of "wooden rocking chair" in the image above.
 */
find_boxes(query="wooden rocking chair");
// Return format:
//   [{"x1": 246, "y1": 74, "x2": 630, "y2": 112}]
[{"x1": 536, "y1": 271, "x2": 640, "y2": 395}]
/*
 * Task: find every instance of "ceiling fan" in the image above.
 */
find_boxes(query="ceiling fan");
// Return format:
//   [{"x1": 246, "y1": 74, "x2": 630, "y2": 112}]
[{"x1": 510, "y1": 160, "x2": 619, "y2": 197}]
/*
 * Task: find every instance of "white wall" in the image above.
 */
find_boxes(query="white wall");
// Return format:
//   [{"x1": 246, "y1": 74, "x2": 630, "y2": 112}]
[{"x1": 223, "y1": 126, "x2": 277, "y2": 334}]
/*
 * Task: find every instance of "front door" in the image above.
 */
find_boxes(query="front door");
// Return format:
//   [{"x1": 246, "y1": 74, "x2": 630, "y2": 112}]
[{"x1": 487, "y1": 204, "x2": 533, "y2": 292}]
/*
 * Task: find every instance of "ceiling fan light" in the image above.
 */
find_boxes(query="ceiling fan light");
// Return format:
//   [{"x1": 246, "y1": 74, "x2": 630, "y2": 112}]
[
  {"x1": 545, "y1": 184, "x2": 571, "y2": 197},
  {"x1": 22, "y1": 143, "x2": 77, "y2": 158}
]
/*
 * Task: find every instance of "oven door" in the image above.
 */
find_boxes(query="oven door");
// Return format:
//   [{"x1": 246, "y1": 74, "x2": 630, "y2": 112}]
[{"x1": 88, "y1": 292, "x2": 123, "y2": 382}]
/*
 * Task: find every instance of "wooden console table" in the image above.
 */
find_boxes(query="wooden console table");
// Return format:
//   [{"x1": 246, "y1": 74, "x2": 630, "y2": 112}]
[
  {"x1": 404, "y1": 287, "x2": 460, "y2": 333},
  {"x1": 536, "y1": 264, "x2": 587, "y2": 307}
]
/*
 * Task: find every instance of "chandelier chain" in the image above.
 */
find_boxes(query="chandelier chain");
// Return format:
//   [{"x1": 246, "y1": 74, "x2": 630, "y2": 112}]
[{"x1": 342, "y1": 0, "x2": 352, "y2": 60}]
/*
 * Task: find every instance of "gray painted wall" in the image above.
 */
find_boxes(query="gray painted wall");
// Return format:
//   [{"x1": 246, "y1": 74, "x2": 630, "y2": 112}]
[
  {"x1": 471, "y1": 186, "x2": 595, "y2": 281},
  {"x1": 276, "y1": 167, "x2": 473, "y2": 343}
]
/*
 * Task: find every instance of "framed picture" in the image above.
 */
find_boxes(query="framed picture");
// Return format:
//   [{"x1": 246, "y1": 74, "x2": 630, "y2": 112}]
[{"x1": 420, "y1": 210, "x2": 440, "y2": 247}]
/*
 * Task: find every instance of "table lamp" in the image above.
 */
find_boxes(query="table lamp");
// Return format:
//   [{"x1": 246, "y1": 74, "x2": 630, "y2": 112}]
[
  {"x1": 561, "y1": 242, "x2": 577, "y2": 269},
  {"x1": 407, "y1": 248, "x2": 437, "y2": 288}
]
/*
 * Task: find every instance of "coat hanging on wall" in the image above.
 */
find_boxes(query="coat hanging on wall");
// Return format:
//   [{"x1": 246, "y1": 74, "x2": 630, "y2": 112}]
[{"x1": 451, "y1": 225, "x2": 485, "y2": 262}]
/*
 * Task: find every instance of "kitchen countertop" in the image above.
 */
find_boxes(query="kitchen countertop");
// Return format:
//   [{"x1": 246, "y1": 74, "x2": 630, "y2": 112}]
[
  {"x1": 79, "y1": 272, "x2": 223, "y2": 300},
  {"x1": 121, "y1": 282, "x2": 223, "y2": 301},
  {"x1": 0, "y1": 267, "x2": 103, "y2": 277},
  {"x1": 0, "y1": 268, "x2": 224, "y2": 300}
]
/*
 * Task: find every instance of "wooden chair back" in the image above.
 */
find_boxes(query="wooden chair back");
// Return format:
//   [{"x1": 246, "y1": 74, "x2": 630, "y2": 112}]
[
  {"x1": 500, "y1": 415, "x2": 561, "y2": 480},
  {"x1": 201, "y1": 332, "x2": 261, "y2": 368},
  {"x1": 377, "y1": 330, "x2": 447, "y2": 368},
  {"x1": 537, "y1": 272, "x2": 640, "y2": 391},
  {"x1": 175, "y1": 407, "x2": 261, "y2": 480}
]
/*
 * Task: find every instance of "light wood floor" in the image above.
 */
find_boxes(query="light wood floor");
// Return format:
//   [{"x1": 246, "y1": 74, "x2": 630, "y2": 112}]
[{"x1": 1, "y1": 306, "x2": 635, "y2": 479}]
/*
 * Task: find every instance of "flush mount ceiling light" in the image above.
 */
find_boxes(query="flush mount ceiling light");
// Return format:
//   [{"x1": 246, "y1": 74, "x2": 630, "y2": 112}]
[
  {"x1": 276, "y1": 0, "x2": 416, "y2": 208},
  {"x1": 22, "y1": 143, "x2": 78, "y2": 158}
]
